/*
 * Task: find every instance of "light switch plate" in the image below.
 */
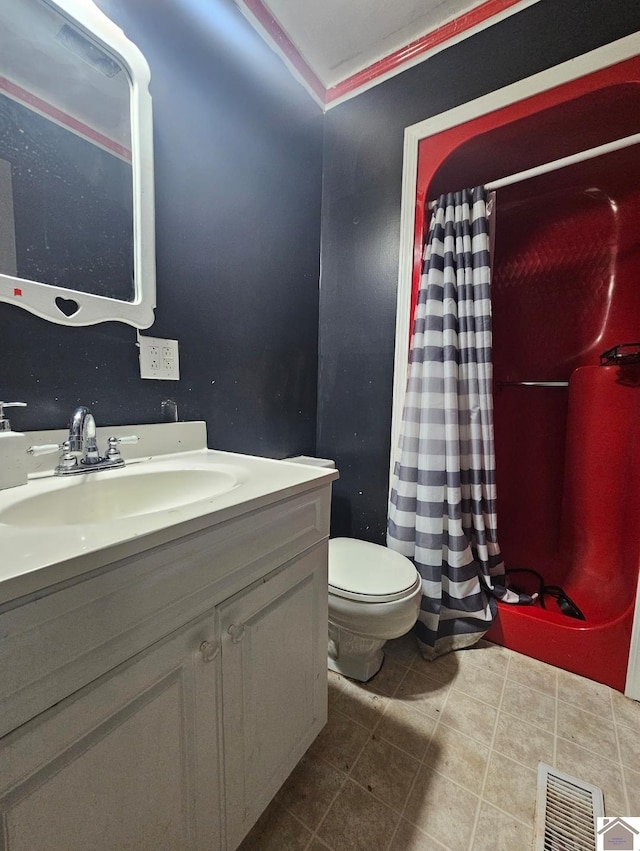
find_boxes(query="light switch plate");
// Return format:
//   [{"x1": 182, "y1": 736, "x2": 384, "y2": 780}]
[{"x1": 138, "y1": 335, "x2": 180, "y2": 380}]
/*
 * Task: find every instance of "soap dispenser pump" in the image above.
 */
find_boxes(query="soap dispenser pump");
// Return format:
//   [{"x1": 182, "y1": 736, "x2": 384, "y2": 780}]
[{"x1": 0, "y1": 401, "x2": 28, "y2": 490}]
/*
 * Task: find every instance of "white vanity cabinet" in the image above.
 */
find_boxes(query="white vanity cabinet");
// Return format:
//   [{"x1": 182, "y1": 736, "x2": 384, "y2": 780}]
[
  {"x1": 220, "y1": 545, "x2": 327, "y2": 849},
  {"x1": 0, "y1": 477, "x2": 333, "y2": 851},
  {"x1": 0, "y1": 613, "x2": 223, "y2": 851}
]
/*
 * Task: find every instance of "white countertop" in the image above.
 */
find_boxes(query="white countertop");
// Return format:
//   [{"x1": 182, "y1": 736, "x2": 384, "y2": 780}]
[{"x1": 0, "y1": 422, "x2": 338, "y2": 607}]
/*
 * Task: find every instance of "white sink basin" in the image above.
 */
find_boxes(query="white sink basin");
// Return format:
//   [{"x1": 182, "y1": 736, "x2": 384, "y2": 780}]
[
  {"x1": 0, "y1": 466, "x2": 240, "y2": 527},
  {"x1": 0, "y1": 422, "x2": 339, "y2": 607}
]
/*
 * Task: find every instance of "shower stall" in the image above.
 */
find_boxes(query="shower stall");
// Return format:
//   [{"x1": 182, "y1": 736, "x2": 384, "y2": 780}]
[
  {"x1": 392, "y1": 39, "x2": 640, "y2": 693},
  {"x1": 487, "y1": 144, "x2": 640, "y2": 693}
]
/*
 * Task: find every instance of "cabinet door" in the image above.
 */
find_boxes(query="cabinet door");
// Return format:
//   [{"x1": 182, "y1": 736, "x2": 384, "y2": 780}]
[
  {"x1": 0, "y1": 613, "x2": 223, "y2": 851},
  {"x1": 220, "y1": 543, "x2": 328, "y2": 849}
]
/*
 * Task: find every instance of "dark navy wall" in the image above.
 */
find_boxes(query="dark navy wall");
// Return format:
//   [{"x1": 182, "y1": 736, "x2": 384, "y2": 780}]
[
  {"x1": 0, "y1": 0, "x2": 323, "y2": 459},
  {"x1": 317, "y1": 0, "x2": 640, "y2": 542},
  {"x1": 4, "y1": 0, "x2": 640, "y2": 512}
]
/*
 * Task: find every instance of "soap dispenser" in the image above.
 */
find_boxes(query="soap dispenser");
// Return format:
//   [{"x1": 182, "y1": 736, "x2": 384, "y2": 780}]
[{"x1": 0, "y1": 401, "x2": 28, "y2": 490}]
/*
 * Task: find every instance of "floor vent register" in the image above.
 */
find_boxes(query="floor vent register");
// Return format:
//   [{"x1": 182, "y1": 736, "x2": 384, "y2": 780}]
[{"x1": 534, "y1": 762, "x2": 605, "y2": 851}]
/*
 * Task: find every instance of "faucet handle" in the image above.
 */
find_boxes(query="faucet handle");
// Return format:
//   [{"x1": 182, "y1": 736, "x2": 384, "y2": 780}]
[
  {"x1": 111, "y1": 435, "x2": 139, "y2": 446},
  {"x1": 27, "y1": 442, "x2": 64, "y2": 456},
  {"x1": 105, "y1": 434, "x2": 139, "y2": 461},
  {"x1": 29, "y1": 440, "x2": 79, "y2": 472}
]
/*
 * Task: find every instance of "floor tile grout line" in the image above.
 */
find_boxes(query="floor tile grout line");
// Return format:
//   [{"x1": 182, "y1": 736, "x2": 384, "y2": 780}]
[
  {"x1": 313, "y1": 763, "x2": 404, "y2": 849},
  {"x1": 419, "y1": 681, "x2": 452, "y2": 767},
  {"x1": 554, "y1": 729, "x2": 630, "y2": 767},
  {"x1": 331, "y1": 692, "x2": 391, "y2": 735},
  {"x1": 432, "y1": 711, "x2": 509, "y2": 751},
  {"x1": 503, "y1": 676, "x2": 558, "y2": 711},
  {"x1": 474, "y1": 747, "x2": 541, "y2": 779},
  {"x1": 498, "y1": 704, "x2": 560, "y2": 735},
  {"x1": 392, "y1": 818, "x2": 457, "y2": 851},
  {"x1": 310, "y1": 662, "x2": 410, "y2": 851},
  {"x1": 395, "y1": 762, "x2": 484, "y2": 848},
  {"x1": 466, "y1": 643, "x2": 512, "y2": 851},
  {"x1": 375, "y1": 671, "x2": 448, "y2": 721},
  {"x1": 366, "y1": 655, "x2": 413, "y2": 699},
  {"x1": 449, "y1": 680, "x2": 507, "y2": 708},
  {"x1": 328, "y1": 703, "x2": 376, "y2": 736},
  {"x1": 405, "y1": 666, "x2": 461, "y2": 695},
  {"x1": 411, "y1": 653, "x2": 508, "y2": 688},
  {"x1": 552, "y1": 663, "x2": 559, "y2": 767},
  {"x1": 402, "y1": 648, "x2": 526, "y2": 851},
  {"x1": 473, "y1": 797, "x2": 537, "y2": 830},
  {"x1": 507, "y1": 657, "x2": 559, "y2": 695},
  {"x1": 469, "y1": 733, "x2": 550, "y2": 776},
  {"x1": 303, "y1": 700, "x2": 360, "y2": 846},
  {"x1": 374, "y1": 724, "x2": 436, "y2": 761},
  {"x1": 383, "y1": 663, "x2": 448, "y2": 851},
  {"x1": 303, "y1": 830, "x2": 333, "y2": 851},
  {"x1": 271, "y1": 798, "x2": 331, "y2": 850},
  {"x1": 389, "y1": 760, "x2": 451, "y2": 851},
  {"x1": 376, "y1": 662, "x2": 422, "y2": 851},
  {"x1": 302, "y1": 779, "x2": 343, "y2": 850},
  {"x1": 274, "y1": 756, "x2": 347, "y2": 835},
  {"x1": 611, "y1": 712, "x2": 640, "y2": 732},
  {"x1": 396, "y1": 821, "x2": 455, "y2": 851},
  {"x1": 555, "y1": 692, "x2": 618, "y2": 722},
  {"x1": 347, "y1": 766, "x2": 421, "y2": 813},
  {"x1": 299, "y1": 668, "x2": 381, "y2": 849},
  {"x1": 507, "y1": 677, "x2": 557, "y2": 701},
  {"x1": 448, "y1": 645, "x2": 511, "y2": 675},
  {"x1": 418, "y1": 762, "x2": 487, "y2": 796},
  {"x1": 610, "y1": 688, "x2": 630, "y2": 816}
]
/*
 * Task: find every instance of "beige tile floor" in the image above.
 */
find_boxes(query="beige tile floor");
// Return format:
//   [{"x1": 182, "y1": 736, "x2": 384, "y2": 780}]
[{"x1": 239, "y1": 635, "x2": 640, "y2": 851}]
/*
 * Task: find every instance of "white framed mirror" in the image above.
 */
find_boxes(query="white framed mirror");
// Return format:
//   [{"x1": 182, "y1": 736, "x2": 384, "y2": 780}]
[{"x1": 0, "y1": 0, "x2": 155, "y2": 327}]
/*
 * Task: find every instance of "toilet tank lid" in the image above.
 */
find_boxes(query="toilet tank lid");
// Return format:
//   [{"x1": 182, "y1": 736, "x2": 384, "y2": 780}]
[{"x1": 328, "y1": 538, "x2": 419, "y2": 597}]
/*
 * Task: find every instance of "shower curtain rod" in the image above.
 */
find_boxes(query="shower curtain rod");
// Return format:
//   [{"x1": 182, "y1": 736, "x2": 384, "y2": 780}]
[{"x1": 427, "y1": 131, "x2": 640, "y2": 209}]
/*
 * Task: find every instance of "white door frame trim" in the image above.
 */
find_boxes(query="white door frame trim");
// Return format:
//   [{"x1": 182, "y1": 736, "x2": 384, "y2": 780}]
[{"x1": 388, "y1": 32, "x2": 640, "y2": 698}]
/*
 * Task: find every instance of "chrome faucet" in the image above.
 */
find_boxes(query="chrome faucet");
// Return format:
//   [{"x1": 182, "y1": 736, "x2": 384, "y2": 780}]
[
  {"x1": 67, "y1": 405, "x2": 100, "y2": 465},
  {"x1": 28, "y1": 406, "x2": 139, "y2": 476}
]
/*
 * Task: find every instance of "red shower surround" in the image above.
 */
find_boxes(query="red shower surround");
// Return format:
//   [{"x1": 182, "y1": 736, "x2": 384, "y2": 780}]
[{"x1": 413, "y1": 55, "x2": 640, "y2": 691}]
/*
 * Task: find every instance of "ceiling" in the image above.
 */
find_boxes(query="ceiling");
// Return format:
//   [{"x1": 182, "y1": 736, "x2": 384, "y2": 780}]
[
  {"x1": 264, "y1": 0, "x2": 485, "y2": 87},
  {"x1": 236, "y1": 0, "x2": 536, "y2": 105}
]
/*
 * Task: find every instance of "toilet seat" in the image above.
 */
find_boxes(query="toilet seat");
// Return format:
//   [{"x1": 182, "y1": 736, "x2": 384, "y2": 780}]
[{"x1": 328, "y1": 537, "x2": 420, "y2": 603}]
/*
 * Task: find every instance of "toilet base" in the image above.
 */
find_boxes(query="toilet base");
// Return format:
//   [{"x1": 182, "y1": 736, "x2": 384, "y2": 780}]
[
  {"x1": 327, "y1": 623, "x2": 386, "y2": 682},
  {"x1": 327, "y1": 649, "x2": 384, "y2": 681}
]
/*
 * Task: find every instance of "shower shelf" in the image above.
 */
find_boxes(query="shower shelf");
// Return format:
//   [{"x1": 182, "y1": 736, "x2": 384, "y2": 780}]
[{"x1": 496, "y1": 381, "x2": 569, "y2": 387}]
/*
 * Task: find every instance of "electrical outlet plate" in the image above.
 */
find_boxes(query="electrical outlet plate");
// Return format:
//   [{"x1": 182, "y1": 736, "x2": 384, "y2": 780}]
[{"x1": 138, "y1": 335, "x2": 180, "y2": 380}]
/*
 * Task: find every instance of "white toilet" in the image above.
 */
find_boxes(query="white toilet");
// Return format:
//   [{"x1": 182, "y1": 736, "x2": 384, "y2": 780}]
[
  {"x1": 287, "y1": 456, "x2": 422, "y2": 682},
  {"x1": 327, "y1": 537, "x2": 422, "y2": 681}
]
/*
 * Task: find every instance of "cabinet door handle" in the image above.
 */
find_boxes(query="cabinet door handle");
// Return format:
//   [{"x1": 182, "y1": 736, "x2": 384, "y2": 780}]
[
  {"x1": 199, "y1": 639, "x2": 220, "y2": 662},
  {"x1": 227, "y1": 623, "x2": 246, "y2": 643}
]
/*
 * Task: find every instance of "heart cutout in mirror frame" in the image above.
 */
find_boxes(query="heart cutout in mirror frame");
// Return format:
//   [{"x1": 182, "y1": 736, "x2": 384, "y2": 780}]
[{"x1": 55, "y1": 296, "x2": 80, "y2": 317}]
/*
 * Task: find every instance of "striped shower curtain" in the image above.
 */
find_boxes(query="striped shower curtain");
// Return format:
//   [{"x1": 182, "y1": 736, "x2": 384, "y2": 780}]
[{"x1": 388, "y1": 186, "x2": 504, "y2": 660}]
